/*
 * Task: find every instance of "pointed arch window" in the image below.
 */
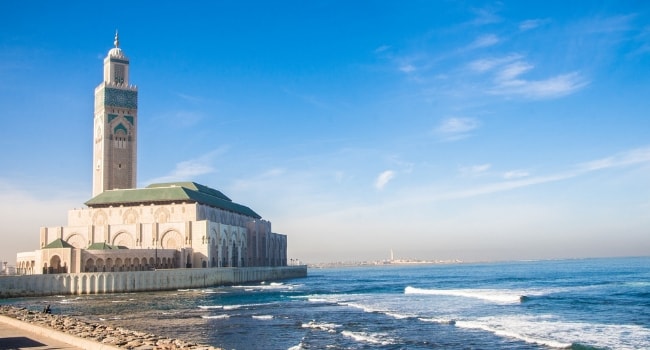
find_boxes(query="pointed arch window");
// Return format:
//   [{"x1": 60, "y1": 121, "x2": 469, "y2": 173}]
[{"x1": 113, "y1": 123, "x2": 128, "y2": 149}]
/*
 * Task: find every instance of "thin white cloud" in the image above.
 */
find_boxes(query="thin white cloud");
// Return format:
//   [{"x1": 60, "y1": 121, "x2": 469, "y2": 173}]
[
  {"x1": 491, "y1": 71, "x2": 589, "y2": 99},
  {"x1": 231, "y1": 167, "x2": 287, "y2": 191},
  {"x1": 399, "y1": 64, "x2": 416, "y2": 73},
  {"x1": 503, "y1": 170, "x2": 530, "y2": 179},
  {"x1": 435, "y1": 117, "x2": 481, "y2": 141},
  {"x1": 468, "y1": 34, "x2": 500, "y2": 49},
  {"x1": 495, "y1": 61, "x2": 534, "y2": 81},
  {"x1": 374, "y1": 45, "x2": 391, "y2": 54},
  {"x1": 469, "y1": 8, "x2": 502, "y2": 26},
  {"x1": 468, "y1": 54, "x2": 522, "y2": 72},
  {"x1": 144, "y1": 147, "x2": 228, "y2": 185},
  {"x1": 176, "y1": 93, "x2": 204, "y2": 103},
  {"x1": 468, "y1": 54, "x2": 589, "y2": 99},
  {"x1": 577, "y1": 146, "x2": 650, "y2": 171},
  {"x1": 460, "y1": 164, "x2": 492, "y2": 177},
  {"x1": 519, "y1": 19, "x2": 546, "y2": 31},
  {"x1": 375, "y1": 170, "x2": 395, "y2": 190},
  {"x1": 429, "y1": 146, "x2": 650, "y2": 201}
]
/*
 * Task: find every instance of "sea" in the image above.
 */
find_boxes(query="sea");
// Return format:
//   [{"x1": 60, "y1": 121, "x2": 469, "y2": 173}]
[{"x1": 2, "y1": 257, "x2": 649, "y2": 349}]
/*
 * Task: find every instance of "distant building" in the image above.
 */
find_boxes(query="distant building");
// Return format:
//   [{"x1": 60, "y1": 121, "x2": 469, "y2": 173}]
[{"x1": 16, "y1": 33, "x2": 287, "y2": 275}]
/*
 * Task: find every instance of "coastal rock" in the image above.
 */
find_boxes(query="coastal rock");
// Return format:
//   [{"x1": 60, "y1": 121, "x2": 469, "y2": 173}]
[{"x1": 0, "y1": 305, "x2": 222, "y2": 350}]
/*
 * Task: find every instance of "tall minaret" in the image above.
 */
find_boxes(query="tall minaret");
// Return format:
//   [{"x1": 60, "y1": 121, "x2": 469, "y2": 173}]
[{"x1": 92, "y1": 31, "x2": 138, "y2": 197}]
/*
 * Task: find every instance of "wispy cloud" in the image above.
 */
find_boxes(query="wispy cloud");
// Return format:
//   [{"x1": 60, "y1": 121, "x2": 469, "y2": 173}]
[
  {"x1": 468, "y1": 54, "x2": 522, "y2": 72},
  {"x1": 468, "y1": 34, "x2": 500, "y2": 49},
  {"x1": 491, "y1": 71, "x2": 589, "y2": 99},
  {"x1": 435, "y1": 117, "x2": 481, "y2": 141},
  {"x1": 503, "y1": 170, "x2": 530, "y2": 179},
  {"x1": 176, "y1": 93, "x2": 205, "y2": 103},
  {"x1": 429, "y1": 146, "x2": 650, "y2": 201},
  {"x1": 144, "y1": 147, "x2": 228, "y2": 185},
  {"x1": 519, "y1": 19, "x2": 547, "y2": 31},
  {"x1": 470, "y1": 54, "x2": 589, "y2": 99},
  {"x1": 469, "y1": 7, "x2": 502, "y2": 26},
  {"x1": 232, "y1": 167, "x2": 286, "y2": 191},
  {"x1": 577, "y1": 146, "x2": 650, "y2": 171},
  {"x1": 460, "y1": 164, "x2": 491, "y2": 177},
  {"x1": 374, "y1": 45, "x2": 391, "y2": 54},
  {"x1": 375, "y1": 170, "x2": 395, "y2": 190}
]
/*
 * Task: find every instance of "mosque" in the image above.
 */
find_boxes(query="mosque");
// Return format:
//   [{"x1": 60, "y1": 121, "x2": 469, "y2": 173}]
[{"x1": 16, "y1": 33, "x2": 288, "y2": 275}]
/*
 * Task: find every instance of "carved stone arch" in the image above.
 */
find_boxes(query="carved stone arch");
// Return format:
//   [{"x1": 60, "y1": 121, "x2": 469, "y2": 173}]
[
  {"x1": 122, "y1": 208, "x2": 139, "y2": 224},
  {"x1": 65, "y1": 233, "x2": 86, "y2": 248},
  {"x1": 92, "y1": 210, "x2": 108, "y2": 226},
  {"x1": 238, "y1": 230, "x2": 247, "y2": 248},
  {"x1": 161, "y1": 230, "x2": 183, "y2": 249},
  {"x1": 154, "y1": 207, "x2": 170, "y2": 223},
  {"x1": 112, "y1": 231, "x2": 134, "y2": 248}
]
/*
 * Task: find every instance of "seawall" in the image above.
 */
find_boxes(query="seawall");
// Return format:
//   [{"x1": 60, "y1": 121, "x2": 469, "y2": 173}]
[{"x1": 0, "y1": 266, "x2": 307, "y2": 298}]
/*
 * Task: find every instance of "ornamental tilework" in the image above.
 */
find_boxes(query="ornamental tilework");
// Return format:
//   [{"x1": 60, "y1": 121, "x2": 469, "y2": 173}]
[
  {"x1": 104, "y1": 88, "x2": 138, "y2": 109},
  {"x1": 124, "y1": 115, "x2": 134, "y2": 125}
]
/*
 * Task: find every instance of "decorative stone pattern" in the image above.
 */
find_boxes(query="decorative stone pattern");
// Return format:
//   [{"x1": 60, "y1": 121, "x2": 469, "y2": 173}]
[
  {"x1": 0, "y1": 305, "x2": 221, "y2": 349},
  {"x1": 105, "y1": 88, "x2": 138, "y2": 109}
]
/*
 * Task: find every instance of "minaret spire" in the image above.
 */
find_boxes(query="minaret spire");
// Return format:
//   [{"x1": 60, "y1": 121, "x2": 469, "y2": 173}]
[{"x1": 114, "y1": 30, "x2": 120, "y2": 48}]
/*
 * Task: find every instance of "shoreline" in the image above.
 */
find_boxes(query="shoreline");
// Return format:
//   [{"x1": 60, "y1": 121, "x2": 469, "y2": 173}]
[{"x1": 0, "y1": 305, "x2": 221, "y2": 350}]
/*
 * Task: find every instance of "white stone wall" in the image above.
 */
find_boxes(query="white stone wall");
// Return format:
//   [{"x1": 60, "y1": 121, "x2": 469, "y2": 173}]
[
  {"x1": 28, "y1": 200, "x2": 286, "y2": 273},
  {"x1": 0, "y1": 266, "x2": 307, "y2": 298}
]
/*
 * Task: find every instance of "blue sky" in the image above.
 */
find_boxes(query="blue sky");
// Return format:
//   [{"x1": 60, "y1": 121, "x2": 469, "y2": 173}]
[{"x1": 1, "y1": 1, "x2": 649, "y2": 263}]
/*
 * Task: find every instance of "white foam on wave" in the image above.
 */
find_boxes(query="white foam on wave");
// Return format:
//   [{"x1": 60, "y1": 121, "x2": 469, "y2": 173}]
[
  {"x1": 198, "y1": 305, "x2": 223, "y2": 310},
  {"x1": 405, "y1": 286, "x2": 529, "y2": 304},
  {"x1": 222, "y1": 302, "x2": 271, "y2": 310},
  {"x1": 302, "y1": 321, "x2": 341, "y2": 333},
  {"x1": 252, "y1": 315, "x2": 274, "y2": 320},
  {"x1": 341, "y1": 330, "x2": 396, "y2": 345},
  {"x1": 233, "y1": 282, "x2": 296, "y2": 291},
  {"x1": 384, "y1": 311, "x2": 413, "y2": 319},
  {"x1": 419, "y1": 317, "x2": 456, "y2": 325},
  {"x1": 455, "y1": 315, "x2": 650, "y2": 349},
  {"x1": 201, "y1": 314, "x2": 229, "y2": 319},
  {"x1": 287, "y1": 340, "x2": 306, "y2": 350},
  {"x1": 340, "y1": 301, "x2": 384, "y2": 313},
  {"x1": 306, "y1": 297, "x2": 328, "y2": 303}
]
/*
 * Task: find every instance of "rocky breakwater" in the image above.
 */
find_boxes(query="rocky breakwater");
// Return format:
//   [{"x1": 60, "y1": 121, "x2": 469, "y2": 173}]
[{"x1": 0, "y1": 305, "x2": 221, "y2": 350}]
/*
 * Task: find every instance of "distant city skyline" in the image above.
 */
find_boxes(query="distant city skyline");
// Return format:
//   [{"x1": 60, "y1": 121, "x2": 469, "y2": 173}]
[{"x1": 1, "y1": 1, "x2": 649, "y2": 264}]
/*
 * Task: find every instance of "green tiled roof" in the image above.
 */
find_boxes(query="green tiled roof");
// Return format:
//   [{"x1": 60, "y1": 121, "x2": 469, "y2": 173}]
[
  {"x1": 44, "y1": 238, "x2": 74, "y2": 249},
  {"x1": 85, "y1": 182, "x2": 261, "y2": 219},
  {"x1": 87, "y1": 242, "x2": 118, "y2": 250}
]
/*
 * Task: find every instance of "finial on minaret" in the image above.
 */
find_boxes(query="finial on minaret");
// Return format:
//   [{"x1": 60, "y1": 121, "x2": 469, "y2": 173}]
[{"x1": 114, "y1": 30, "x2": 120, "y2": 48}]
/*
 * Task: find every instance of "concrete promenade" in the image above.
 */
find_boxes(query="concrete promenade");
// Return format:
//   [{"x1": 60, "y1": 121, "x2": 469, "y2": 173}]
[{"x1": 0, "y1": 315, "x2": 106, "y2": 350}]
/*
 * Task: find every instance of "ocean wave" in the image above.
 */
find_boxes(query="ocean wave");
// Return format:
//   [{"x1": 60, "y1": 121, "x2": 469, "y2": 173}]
[
  {"x1": 222, "y1": 302, "x2": 272, "y2": 310},
  {"x1": 418, "y1": 317, "x2": 457, "y2": 325},
  {"x1": 198, "y1": 305, "x2": 223, "y2": 310},
  {"x1": 339, "y1": 301, "x2": 385, "y2": 314},
  {"x1": 201, "y1": 314, "x2": 229, "y2": 319},
  {"x1": 455, "y1": 315, "x2": 650, "y2": 349},
  {"x1": 384, "y1": 311, "x2": 413, "y2": 319},
  {"x1": 341, "y1": 330, "x2": 396, "y2": 345},
  {"x1": 252, "y1": 315, "x2": 274, "y2": 320},
  {"x1": 405, "y1": 286, "x2": 528, "y2": 304},
  {"x1": 233, "y1": 282, "x2": 296, "y2": 291},
  {"x1": 302, "y1": 321, "x2": 341, "y2": 333}
]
